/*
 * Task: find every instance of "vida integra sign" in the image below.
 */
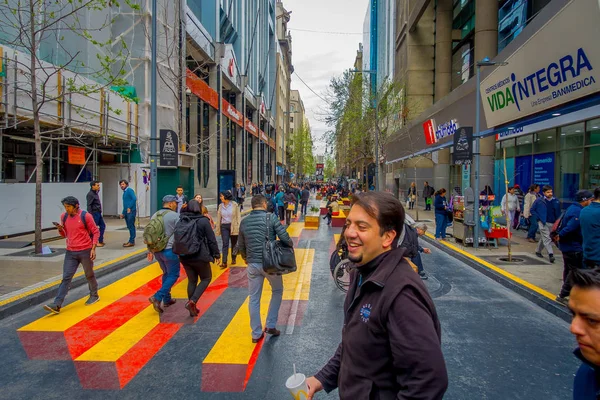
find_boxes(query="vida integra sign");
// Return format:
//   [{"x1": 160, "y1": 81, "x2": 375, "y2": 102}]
[{"x1": 480, "y1": 0, "x2": 600, "y2": 128}]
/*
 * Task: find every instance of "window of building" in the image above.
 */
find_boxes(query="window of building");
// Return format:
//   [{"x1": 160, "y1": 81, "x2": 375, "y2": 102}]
[
  {"x1": 515, "y1": 134, "x2": 533, "y2": 156},
  {"x1": 558, "y1": 149, "x2": 585, "y2": 204},
  {"x1": 290, "y1": 116, "x2": 294, "y2": 122},
  {"x1": 451, "y1": 41, "x2": 474, "y2": 89},
  {"x1": 585, "y1": 146, "x2": 600, "y2": 190},
  {"x1": 500, "y1": 137, "x2": 516, "y2": 158},
  {"x1": 559, "y1": 122, "x2": 585, "y2": 149},
  {"x1": 498, "y1": 0, "x2": 528, "y2": 52},
  {"x1": 586, "y1": 118, "x2": 600, "y2": 146},
  {"x1": 534, "y1": 129, "x2": 556, "y2": 153}
]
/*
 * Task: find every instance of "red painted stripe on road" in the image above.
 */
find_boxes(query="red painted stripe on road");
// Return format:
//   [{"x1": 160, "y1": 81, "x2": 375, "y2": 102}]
[{"x1": 243, "y1": 338, "x2": 265, "y2": 390}]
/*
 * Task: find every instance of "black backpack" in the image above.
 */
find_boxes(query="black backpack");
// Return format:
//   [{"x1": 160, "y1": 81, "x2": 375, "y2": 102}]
[
  {"x1": 265, "y1": 194, "x2": 275, "y2": 213},
  {"x1": 173, "y1": 216, "x2": 201, "y2": 256}
]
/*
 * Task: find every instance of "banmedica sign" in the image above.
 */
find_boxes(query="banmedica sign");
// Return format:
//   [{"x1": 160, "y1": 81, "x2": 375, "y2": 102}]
[{"x1": 480, "y1": 0, "x2": 600, "y2": 128}]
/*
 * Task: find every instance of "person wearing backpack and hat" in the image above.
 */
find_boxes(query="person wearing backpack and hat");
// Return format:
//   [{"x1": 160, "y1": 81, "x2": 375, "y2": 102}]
[
  {"x1": 44, "y1": 196, "x2": 100, "y2": 314},
  {"x1": 215, "y1": 190, "x2": 241, "y2": 269},
  {"x1": 146, "y1": 195, "x2": 180, "y2": 314},
  {"x1": 173, "y1": 200, "x2": 221, "y2": 317}
]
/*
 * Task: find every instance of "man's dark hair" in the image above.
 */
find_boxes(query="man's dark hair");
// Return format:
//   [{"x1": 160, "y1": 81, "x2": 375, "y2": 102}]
[
  {"x1": 90, "y1": 180, "x2": 99, "y2": 188},
  {"x1": 252, "y1": 194, "x2": 267, "y2": 209},
  {"x1": 542, "y1": 185, "x2": 553, "y2": 193},
  {"x1": 529, "y1": 184, "x2": 539, "y2": 192},
  {"x1": 351, "y1": 192, "x2": 404, "y2": 246},
  {"x1": 176, "y1": 185, "x2": 183, "y2": 190},
  {"x1": 61, "y1": 196, "x2": 80, "y2": 207},
  {"x1": 595, "y1": 187, "x2": 600, "y2": 200},
  {"x1": 571, "y1": 268, "x2": 600, "y2": 290},
  {"x1": 119, "y1": 179, "x2": 129, "y2": 186}
]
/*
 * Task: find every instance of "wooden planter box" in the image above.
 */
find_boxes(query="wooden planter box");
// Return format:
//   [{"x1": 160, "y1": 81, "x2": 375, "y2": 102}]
[
  {"x1": 304, "y1": 214, "x2": 320, "y2": 229},
  {"x1": 332, "y1": 211, "x2": 347, "y2": 227},
  {"x1": 316, "y1": 194, "x2": 323, "y2": 200}
]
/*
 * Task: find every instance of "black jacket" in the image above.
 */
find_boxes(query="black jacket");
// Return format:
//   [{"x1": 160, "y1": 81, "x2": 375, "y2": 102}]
[
  {"x1": 86, "y1": 189, "x2": 102, "y2": 213},
  {"x1": 238, "y1": 210, "x2": 292, "y2": 263},
  {"x1": 314, "y1": 247, "x2": 447, "y2": 399},
  {"x1": 178, "y1": 213, "x2": 220, "y2": 260},
  {"x1": 300, "y1": 189, "x2": 310, "y2": 203}
]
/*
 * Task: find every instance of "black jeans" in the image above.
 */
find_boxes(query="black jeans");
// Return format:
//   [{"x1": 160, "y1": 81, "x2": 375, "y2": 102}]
[
  {"x1": 301, "y1": 202, "x2": 307, "y2": 215},
  {"x1": 285, "y1": 209, "x2": 293, "y2": 225},
  {"x1": 559, "y1": 251, "x2": 584, "y2": 298},
  {"x1": 181, "y1": 258, "x2": 212, "y2": 302},
  {"x1": 220, "y1": 223, "x2": 238, "y2": 264},
  {"x1": 278, "y1": 206, "x2": 285, "y2": 221}
]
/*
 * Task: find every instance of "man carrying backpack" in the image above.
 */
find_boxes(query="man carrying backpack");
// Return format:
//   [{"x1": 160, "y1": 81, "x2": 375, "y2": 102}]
[
  {"x1": 44, "y1": 196, "x2": 100, "y2": 314},
  {"x1": 554, "y1": 190, "x2": 593, "y2": 306},
  {"x1": 145, "y1": 195, "x2": 180, "y2": 314}
]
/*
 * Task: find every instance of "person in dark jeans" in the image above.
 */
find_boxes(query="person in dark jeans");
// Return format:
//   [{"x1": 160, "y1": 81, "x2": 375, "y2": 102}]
[
  {"x1": 434, "y1": 188, "x2": 449, "y2": 240},
  {"x1": 423, "y1": 182, "x2": 434, "y2": 211},
  {"x1": 216, "y1": 191, "x2": 241, "y2": 269},
  {"x1": 300, "y1": 185, "x2": 310, "y2": 216},
  {"x1": 44, "y1": 196, "x2": 100, "y2": 314},
  {"x1": 284, "y1": 188, "x2": 296, "y2": 225},
  {"x1": 86, "y1": 180, "x2": 105, "y2": 247},
  {"x1": 119, "y1": 179, "x2": 137, "y2": 247},
  {"x1": 176, "y1": 200, "x2": 221, "y2": 317},
  {"x1": 555, "y1": 190, "x2": 593, "y2": 306}
]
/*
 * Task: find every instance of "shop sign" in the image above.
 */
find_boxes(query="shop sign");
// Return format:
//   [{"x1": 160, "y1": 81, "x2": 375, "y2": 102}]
[
  {"x1": 186, "y1": 69, "x2": 219, "y2": 109},
  {"x1": 480, "y1": 0, "x2": 600, "y2": 128},
  {"x1": 245, "y1": 119, "x2": 259, "y2": 137},
  {"x1": 533, "y1": 153, "x2": 555, "y2": 188},
  {"x1": 452, "y1": 127, "x2": 473, "y2": 165},
  {"x1": 159, "y1": 129, "x2": 179, "y2": 167},
  {"x1": 495, "y1": 126, "x2": 524, "y2": 140},
  {"x1": 423, "y1": 119, "x2": 436, "y2": 145},
  {"x1": 260, "y1": 130, "x2": 268, "y2": 142},
  {"x1": 67, "y1": 146, "x2": 86, "y2": 165},
  {"x1": 276, "y1": 165, "x2": 284, "y2": 176},
  {"x1": 269, "y1": 138, "x2": 276, "y2": 149},
  {"x1": 220, "y1": 43, "x2": 239, "y2": 87},
  {"x1": 222, "y1": 99, "x2": 243, "y2": 127},
  {"x1": 461, "y1": 164, "x2": 471, "y2": 194},
  {"x1": 435, "y1": 119, "x2": 460, "y2": 141}
]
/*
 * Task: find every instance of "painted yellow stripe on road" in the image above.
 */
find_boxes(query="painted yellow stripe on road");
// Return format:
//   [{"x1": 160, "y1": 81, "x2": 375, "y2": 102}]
[
  {"x1": 425, "y1": 232, "x2": 555, "y2": 300},
  {"x1": 334, "y1": 234, "x2": 340, "y2": 245},
  {"x1": 283, "y1": 249, "x2": 314, "y2": 301},
  {"x1": 286, "y1": 222, "x2": 304, "y2": 238},
  {"x1": 75, "y1": 305, "x2": 159, "y2": 362},
  {"x1": 171, "y1": 262, "x2": 229, "y2": 298},
  {"x1": 18, "y1": 263, "x2": 162, "y2": 332},
  {"x1": 0, "y1": 248, "x2": 147, "y2": 308}
]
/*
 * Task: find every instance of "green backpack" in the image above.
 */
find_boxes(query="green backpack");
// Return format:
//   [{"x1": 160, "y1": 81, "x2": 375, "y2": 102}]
[{"x1": 144, "y1": 210, "x2": 171, "y2": 253}]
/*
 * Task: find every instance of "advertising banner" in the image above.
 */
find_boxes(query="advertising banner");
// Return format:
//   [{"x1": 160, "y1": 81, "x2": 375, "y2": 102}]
[
  {"x1": 423, "y1": 119, "x2": 436, "y2": 145},
  {"x1": 480, "y1": 0, "x2": 600, "y2": 128},
  {"x1": 67, "y1": 146, "x2": 86, "y2": 165},
  {"x1": 452, "y1": 127, "x2": 473, "y2": 165},
  {"x1": 316, "y1": 163, "x2": 324, "y2": 182},
  {"x1": 533, "y1": 153, "x2": 555, "y2": 188},
  {"x1": 159, "y1": 129, "x2": 178, "y2": 167}
]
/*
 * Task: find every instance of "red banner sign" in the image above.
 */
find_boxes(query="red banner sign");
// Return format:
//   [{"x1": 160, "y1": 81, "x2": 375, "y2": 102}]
[
  {"x1": 260, "y1": 130, "x2": 268, "y2": 142},
  {"x1": 68, "y1": 146, "x2": 86, "y2": 165},
  {"x1": 222, "y1": 99, "x2": 243, "y2": 127},
  {"x1": 423, "y1": 119, "x2": 437, "y2": 145},
  {"x1": 245, "y1": 118, "x2": 259, "y2": 138},
  {"x1": 269, "y1": 138, "x2": 276, "y2": 149},
  {"x1": 186, "y1": 69, "x2": 219, "y2": 110}
]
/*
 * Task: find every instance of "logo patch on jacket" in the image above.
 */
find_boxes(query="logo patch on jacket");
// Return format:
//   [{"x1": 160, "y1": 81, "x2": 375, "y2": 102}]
[{"x1": 360, "y1": 304, "x2": 371, "y2": 323}]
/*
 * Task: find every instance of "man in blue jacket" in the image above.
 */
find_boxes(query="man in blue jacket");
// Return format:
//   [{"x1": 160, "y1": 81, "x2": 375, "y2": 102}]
[
  {"x1": 119, "y1": 179, "x2": 137, "y2": 247},
  {"x1": 568, "y1": 268, "x2": 600, "y2": 399},
  {"x1": 580, "y1": 187, "x2": 600, "y2": 268},
  {"x1": 555, "y1": 190, "x2": 593, "y2": 306},
  {"x1": 530, "y1": 185, "x2": 561, "y2": 263}
]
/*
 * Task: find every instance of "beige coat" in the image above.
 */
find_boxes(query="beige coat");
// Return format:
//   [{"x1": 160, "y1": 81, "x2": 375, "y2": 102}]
[
  {"x1": 215, "y1": 201, "x2": 241, "y2": 236},
  {"x1": 523, "y1": 192, "x2": 537, "y2": 218}
]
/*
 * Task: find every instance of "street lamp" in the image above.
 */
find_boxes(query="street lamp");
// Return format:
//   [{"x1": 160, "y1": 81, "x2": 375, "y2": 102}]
[
  {"x1": 350, "y1": 69, "x2": 379, "y2": 191},
  {"x1": 473, "y1": 57, "x2": 508, "y2": 249}
]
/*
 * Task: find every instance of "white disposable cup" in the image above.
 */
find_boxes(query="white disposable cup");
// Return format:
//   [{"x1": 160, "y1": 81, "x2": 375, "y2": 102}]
[{"x1": 285, "y1": 373, "x2": 308, "y2": 400}]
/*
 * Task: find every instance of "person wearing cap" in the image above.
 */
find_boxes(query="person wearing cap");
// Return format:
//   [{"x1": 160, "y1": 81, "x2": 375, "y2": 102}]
[
  {"x1": 147, "y1": 195, "x2": 180, "y2": 313},
  {"x1": 580, "y1": 187, "x2": 600, "y2": 269},
  {"x1": 44, "y1": 196, "x2": 100, "y2": 314},
  {"x1": 555, "y1": 190, "x2": 593, "y2": 306}
]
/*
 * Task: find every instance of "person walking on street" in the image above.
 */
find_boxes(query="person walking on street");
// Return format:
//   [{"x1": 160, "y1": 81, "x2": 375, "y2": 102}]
[
  {"x1": 147, "y1": 195, "x2": 180, "y2": 314},
  {"x1": 194, "y1": 194, "x2": 215, "y2": 228},
  {"x1": 274, "y1": 187, "x2": 285, "y2": 222},
  {"x1": 555, "y1": 190, "x2": 593, "y2": 306},
  {"x1": 175, "y1": 186, "x2": 189, "y2": 213},
  {"x1": 501, "y1": 186, "x2": 521, "y2": 229},
  {"x1": 407, "y1": 182, "x2": 417, "y2": 210},
  {"x1": 235, "y1": 183, "x2": 245, "y2": 212},
  {"x1": 423, "y1": 181, "x2": 435, "y2": 211},
  {"x1": 86, "y1": 181, "x2": 105, "y2": 247},
  {"x1": 513, "y1": 184, "x2": 525, "y2": 229},
  {"x1": 531, "y1": 185, "x2": 561, "y2": 263},
  {"x1": 300, "y1": 185, "x2": 310, "y2": 216},
  {"x1": 523, "y1": 184, "x2": 540, "y2": 242},
  {"x1": 215, "y1": 191, "x2": 241, "y2": 269},
  {"x1": 305, "y1": 192, "x2": 448, "y2": 399},
  {"x1": 434, "y1": 188, "x2": 449, "y2": 240},
  {"x1": 580, "y1": 187, "x2": 600, "y2": 268},
  {"x1": 173, "y1": 199, "x2": 221, "y2": 317},
  {"x1": 44, "y1": 196, "x2": 100, "y2": 314},
  {"x1": 284, "y1": 187, "x2": 296, "y2": 225},
  {"x1": 292, "y1": 183, "x2": 301, "y2": 217},
  {"x1": 237, "y1": 195, "x2": 293, "y2": 343},
  {"x1": 119, "y1": 180, "x2": 137, "y2": 247},
  {"x1": 399, "y1": 222, "x2": 432, "y2": 280}
]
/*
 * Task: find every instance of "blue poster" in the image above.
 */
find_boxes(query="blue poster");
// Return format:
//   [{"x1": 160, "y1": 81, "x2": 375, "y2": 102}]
[
  {"x1": 515, "y1": 155, "x2": 532, "y2": 192},
  {"x1": 533, "y1": 153, "x2": 555, "y2": 188}
]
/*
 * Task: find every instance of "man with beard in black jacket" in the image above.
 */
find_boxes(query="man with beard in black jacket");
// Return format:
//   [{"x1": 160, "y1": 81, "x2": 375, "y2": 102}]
[{"x1": 306, "y1": 192, "x2": 447, "y2": 399}]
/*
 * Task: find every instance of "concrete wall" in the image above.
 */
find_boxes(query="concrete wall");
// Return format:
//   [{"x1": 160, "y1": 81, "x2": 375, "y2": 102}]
[{"x1": 0, "y1": 183, "x2": 102, "y2": 236}]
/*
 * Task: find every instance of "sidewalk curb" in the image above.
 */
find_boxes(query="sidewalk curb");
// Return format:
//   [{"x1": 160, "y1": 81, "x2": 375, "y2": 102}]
[
  {"x1": 421, "y1": 234, "x2": 571, "y2": 323},
  {"x1": 0, "y1": 250, "x2": 147, "y2": 320}
]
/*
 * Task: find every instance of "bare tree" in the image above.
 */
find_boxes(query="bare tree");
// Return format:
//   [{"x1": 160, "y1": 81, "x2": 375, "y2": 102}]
[{"x1": 0, "y1": 0, "x2": 139, "y2": 253}]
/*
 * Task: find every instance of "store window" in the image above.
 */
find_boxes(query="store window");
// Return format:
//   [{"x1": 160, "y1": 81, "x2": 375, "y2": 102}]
[
  {"x1": 534, "y1": 129, "x2": 556, "y2": 153},
  {"x1": 586, "y1": 118, "x2": 600, "y2": 146},
  {"x1": 560, "y1": 122, "x2": 585, "y2": 149},
  {"x1": 515, "y1": 134, "x2": 533, "y2": 156},
  {"x1": 499, "y1": 138, "x2": 515, "y2": 158},
  {"x1": 586, "y1": 146, "x2": 600, "y2": 191},
  {"x1": 558, "y1": 149, "x2": 584, "y2": 204}
]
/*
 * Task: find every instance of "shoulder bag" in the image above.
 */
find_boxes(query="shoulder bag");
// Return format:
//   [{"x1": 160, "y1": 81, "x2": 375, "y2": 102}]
[{"x1": 263, "y1": 213, "x2": 297, "y2": 275}]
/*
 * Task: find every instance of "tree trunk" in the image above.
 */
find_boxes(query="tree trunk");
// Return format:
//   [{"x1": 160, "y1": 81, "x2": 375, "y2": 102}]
[
  {"x1": 503, "y1": 148, "x2": 512, "y2": 261},
  {"x1": 30, "y1": 0, "x2": 43, "y2": 254}
]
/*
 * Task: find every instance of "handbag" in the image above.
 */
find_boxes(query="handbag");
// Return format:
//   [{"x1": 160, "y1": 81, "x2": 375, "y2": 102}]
[
  {"x1": 262, "y1": 213, "x2": 297, "y2": 275},
  {"x1": 287, "y1": 203, "x2": 295, "y2": 211}
]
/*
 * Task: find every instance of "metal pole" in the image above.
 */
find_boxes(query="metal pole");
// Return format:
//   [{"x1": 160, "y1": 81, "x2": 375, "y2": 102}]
[
  {"x1": 473, "y1": 65, "x2": 481, "y2": 249},
  {"x1": 150, "y1": 0, "x2": 158, "y2": 215},
  {"x1": 375, "y1": 96, "x2": 379, "y2": 191},
  {"x1": 49, "y1": 139, "x2": 53, "y2": 182}
]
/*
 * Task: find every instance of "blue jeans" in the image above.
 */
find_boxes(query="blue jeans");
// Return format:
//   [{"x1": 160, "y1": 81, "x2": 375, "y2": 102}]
[
  {"x1": 125, "y1": 210, "x2": 136, "y2": 244},
  {"x1": 435, "y1": 213, "x2": 447, "y2": 239},
  {"x1": 247, "y1": 263, "x2": 283, "y2": 339},
  {"x1": 92, "y1": 212, "x2": 106, "y2": 243},
  {"x1": 527, "y1": 216, "x2": 538, "y2": 239},
  {"x1": 412, "y1": 252, "x2": 424, "y2": 274},
  {"x1": 153, "y1": 248, "x2": 180, "y2": 303},
  {"x1": 54, "y1": 249, "x2": 98, "y2": 306}
]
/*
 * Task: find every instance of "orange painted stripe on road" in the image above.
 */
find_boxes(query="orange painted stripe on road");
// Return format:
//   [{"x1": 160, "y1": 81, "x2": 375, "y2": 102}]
[{"x1": 425, "y1": 232, "x2": 556, "y2": 300}]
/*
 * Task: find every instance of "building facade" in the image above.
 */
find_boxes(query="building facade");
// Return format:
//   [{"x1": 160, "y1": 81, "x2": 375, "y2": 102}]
[
  {"x1": 275, "y1": 0, "x2": 293, "y2": 183},
  {"x1": 385, "y1": 0, "x2": 599, "y2": 208}
]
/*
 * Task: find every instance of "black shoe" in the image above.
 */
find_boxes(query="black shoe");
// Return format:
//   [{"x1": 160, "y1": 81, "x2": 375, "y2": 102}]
[
  {"x1": 419, "y1": 271, "x2": 429, "y2": 280},
  {"x1": 43, "y1": 304, "x2": 60, "y2": 314},
  {"x1": 549, "y1": 254, "x2": 555, "y2": 263},
  {"x1": 555, "y1": 295, "x2": 569, "y2": 307},
  {"x1": 185, "y1": 300, "x2": 198, "y2": 317},
  {"x1": 220, "y1": 263, "x2": 228, "y2": 270},
  {"x1": 535, "y1": 252, "x2": 543, "y2": 258},
  {"x1": 264, "y1": 327, "x2": 281, "y2": 336},
  {"x1": 232, "y1": 257, "x2": 237, "y2": 266},
  {"x1": 85, "y1": 295, "x2": 100, "y2": 306},
  {"x1": 252, "y1": 333, "x2": 264, "y2": 343},
  {"x1": 149, "y1": 296, "x2": 163, "y2": 314},
  {"x1": 163, "y1": 299, "x2": 176, "y2": 307}
]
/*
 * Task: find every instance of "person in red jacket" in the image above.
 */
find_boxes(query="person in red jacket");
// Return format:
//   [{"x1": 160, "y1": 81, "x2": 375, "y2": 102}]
[{"x1": 43, "y1": 196, "x2": 100, "y2": 314}]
